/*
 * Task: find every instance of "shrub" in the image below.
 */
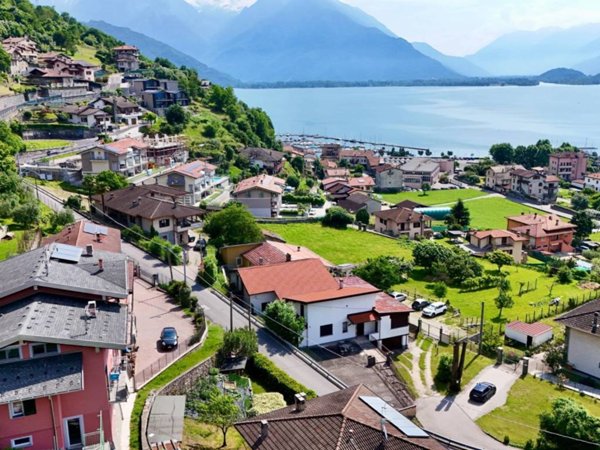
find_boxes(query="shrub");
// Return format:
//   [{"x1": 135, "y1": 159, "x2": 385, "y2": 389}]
[
  {"x1": 557, "y1": 266, "x2": 573, "y2": 284},
  {"x1": 248, "y1": 393, "x2": 287, "y2": 417},
  {"x1": 283, "y1": 193, "x2": 325, "y2": 207},
  {"x1": 435, "y1": 354, "x2": 453, "y2": 384},
  {"x1": 322, "y1": 206, "x2": 353, "y2": 229},
  {"x1": 503, "y1": 436, "x2": 510, "y2": 445},
  {"x1": 247, "y1": 353, "x2": 316, "y2": 404},
  {"x1": 65, "y1": 194, "x2": 82, "y2": 210}
]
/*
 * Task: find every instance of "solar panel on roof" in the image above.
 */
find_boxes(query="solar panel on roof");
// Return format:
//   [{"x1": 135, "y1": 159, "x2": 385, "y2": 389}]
[
  {"x1": 359, "y1": 396, "x2": 429, "y2": 438},
  {"x1": 83, "y1": 222, "x2": 108, "y2": 236},
  {"x1": 50, "y1": 243, "x2": 83, "y2": 263}
]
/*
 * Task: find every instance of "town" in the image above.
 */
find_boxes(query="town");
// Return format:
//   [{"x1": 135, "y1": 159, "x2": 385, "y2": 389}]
[{"x1": 0, "y1": 4, "x2": 599, "y2": 450}]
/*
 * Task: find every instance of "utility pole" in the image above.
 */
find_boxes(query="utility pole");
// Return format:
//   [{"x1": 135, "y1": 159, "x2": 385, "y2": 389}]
[
  {"x1": 478, "y1": 301, "x2": 485, "y2": 355},
  {"x1": 247, "y1": 298, "x2": 252, "y2": 331},
  {"x1": 181, "y1": 247, "x2": 187, "y2": 285},
  {"x1": 230, "y1": 294, "x2": 234, "y2": 331}
]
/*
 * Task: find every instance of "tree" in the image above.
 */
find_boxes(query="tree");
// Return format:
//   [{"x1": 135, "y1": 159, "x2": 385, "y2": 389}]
[
  {"x1": 557, "y1": 266, "x2": 573, "y2": 284},
  {"x1": 355, "y1": 208, "x2": 369, "y2": 226},
  {"x1": 445, "y1": 199, "x2": 470, "y2": 228},
  {"x1": 432, "y1": 282, "x2": 447, "y2": 300},
  {"x1": 571, "y1": 211, "x2": 593, "y2": 244},
  {"x1": 203, "y1": 203, "x2": 263, "y2": 248},
  {"x1": 65, "y1": 195, "x2": 82, "y2": 210},
  {"x1": 198, "y1": 393, "x2": 240, "y2": 448},
  {"x1": 571, "y1": 193, "x2": 589, "y2": 211},
  {"x1": 354, "y1": 256, "x2": 413, "y2": 291},
  {"x1": 13, "y1": 202, "x2": 40, "y2": 228},
  {"x1": 286, "y1": 174, "x2": 300, "y2": 189},
  {"x1": 487, "y1": 250, "x2": 513, "y2": 272},
  {"x1": 264, "y1": 300, "x2": 305, "y2": 346},
  {"x1": 221, "y1": 328, "x2": 258, "y2": 359},
  {"x1": 421, "y1": 182, "x2": 431, "y2": 195},
  {"x1": 50, "y1": 209, "x2": 75, "y2": 230},
  {"x1": 94, "y1": 171, "x2": 128, "y2": 192},
  {"x1": 321, "y1": 206, "x2": 353, "y2": 229},
  {"x1": 490, "y1": 143, "x2": 514, "y2": 164},
  {"x1": 165, "y1": 104, "x2": 189, "y2": 128},
  {"x1": 0, "y1": 47, "x2": 10, "y2": 74},
  {"x1": 412, "y1": 240, "x2": 454, "y2": 267},
  {"x1": 494, "y1": 281, "x2": 514, "y2": 318},
  {"x1": 537, "y1": 398, "x2": 600, "y2": 450},
  {"x1": 290, "y1": 156, "x2": 304, "y2": 174},
  {"x1": 543, "y1": 341, "x2": 565, "y2": 374}
]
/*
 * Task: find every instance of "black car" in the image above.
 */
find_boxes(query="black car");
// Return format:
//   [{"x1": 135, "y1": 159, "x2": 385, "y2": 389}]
[
  {"x1": 160, "y1": 327, "x2": 178, "y2": 350},
  {"x1": 412, "y1": 299, "x2": 431, "y2": 311},
  {"x1": 193, "y1": 238, "x2": 207, "y2": 252},
  {"x1": 469, "y1": 382, "x2": 496, "y2": 403}
]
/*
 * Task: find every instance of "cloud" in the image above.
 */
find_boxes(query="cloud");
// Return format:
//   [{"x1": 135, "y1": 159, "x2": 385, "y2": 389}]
[{"x1": 184, "y1": 0, "x2": 254, "y2": 10}]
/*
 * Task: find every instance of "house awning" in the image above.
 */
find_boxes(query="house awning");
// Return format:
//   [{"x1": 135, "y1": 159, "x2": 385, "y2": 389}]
[{"x1": 348, "y1": 311, "x2": 378, "y2": 324}]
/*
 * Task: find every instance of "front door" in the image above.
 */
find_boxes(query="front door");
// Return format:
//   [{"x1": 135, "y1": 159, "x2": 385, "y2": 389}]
[
  {"x1": 356, "y1": 323, "x2": 364, "y2": 336},
  {"x1": 64, "y1": 416, "x2": 84, "y2": 449}
]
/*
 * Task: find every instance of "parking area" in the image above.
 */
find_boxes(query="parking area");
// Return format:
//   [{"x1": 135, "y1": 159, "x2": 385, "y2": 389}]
[{"x1": 132, "y1": 279, "x2": 196, "y2": 375}]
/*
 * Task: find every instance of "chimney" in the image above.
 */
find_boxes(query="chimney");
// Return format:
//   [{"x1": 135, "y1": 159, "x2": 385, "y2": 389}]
[
  {"x1": 86, "y1": 244, "x2": 93, "y2": 256},
  {"x1": 98, "y1": 258, "x2": 104, "y2": 271},
  {"x1": 297, "y1": 246, "x2": 301, "y2": 252},
  {"x1": 593, "y1": 313, "x2": 599, "y2": 334},
  {"x1": 260, "y1": 420, "x2": 269, "y2": 440},
  {"x1": 85, "y1": 300, "x2": 97, "y2": 318},
  {"x1": 534, "y1": 213, "x2": 537, "y2": 218},
  {"x1": 294, "y1": 393, "x2": 306, "y2": 412},
  {"x1": 96, "y1": 232, "x2": 102, "y2": 242},
  {"x1": 286, "y1": 253, "x2": 292, "y2": 262},
  {"x1": 556, "y1": 220, "x2": 559, "y2": 226},
  {"x1": 380, "y1": 419, "x2": 389, "y2": 441},
  {"x1": 339, "y1": 279, "x2": 344, "y2": 290},
  {"x1": 258, "y1": 257, "x2": 264, "y2": 265}
]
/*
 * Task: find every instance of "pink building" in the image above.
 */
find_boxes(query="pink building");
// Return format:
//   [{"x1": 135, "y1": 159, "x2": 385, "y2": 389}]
[
  {"x1": 0, "y1": 243, "x2": 131, "y2": 450},
  {"x1": 548, "y1": 152, "x2": 587, "y2": 181}
]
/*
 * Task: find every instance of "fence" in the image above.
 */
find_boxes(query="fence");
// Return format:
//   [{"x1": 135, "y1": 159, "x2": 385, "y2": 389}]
[{"x1": 416, "y1": 318, "x2": 467, "y2": 344}]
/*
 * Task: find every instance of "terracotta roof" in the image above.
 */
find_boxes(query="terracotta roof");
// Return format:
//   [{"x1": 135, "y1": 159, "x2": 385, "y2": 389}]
[
  {"x1": 348, "y1": 311, "x2": 378, "y2": 324},
  {"x1": 267, "y1": 241, "x2": 333, "y2": 267},
  {"x1": 113, "y1": 45, "x2": 138, "y2": 51},
  {"x1": 327, "y1": 182, "x2": 353, "y2": 194},
  {"x1": 393, "y1": 200, "x2": 427, "y2": 210},
  {"x1": 551, "y1": 152, "x2": 584, "y2": 159},
  {"x1": 586, "y1": 173, "x2": 600, "y2": 180},
  {"x1": 489, "y1": 164, "x2": 525, "y2": 174},
  {"x1": 285, "y1": 286, "x2": 380, "y2": 304},
  {"x1": 471, "y1": 229, "x2": 527, "y2": 241},
  {"x1": 233, "y1": 175, "x2": 285, "y2": 195},
  {"x1": 348, "y1": 176, "x2": 375, "y2": 188},
  {"x1": 322, "y1": 177, "x2": 347, "y2": 188},
  {"x1": 506, "y1": 321, "x2": 553, "y2": 337},
  {"x1": 374, "y1": 207, "x2": 431, "y2": 224},
  {"x1": 42, "y1": 221, "x2": 121, "y2": 253},
  {"x1": 338, "y1": 276, "x2": 377, "y2": 289},
  {"x1": 325, "y1": 168, "x2": 350, "y2": 177},
  {"x1": 507, "y1": 213, "x2": 576, "y2": 237},
  {"x1": 374, "y1": 163, "x2": 396, "y2": 173},
  {"x1": 545, "y1": 175, "x2": 560, "y2": 182},
  {"x1": 172, "y1": 160, "x2": 216, "y2": 179},
  {"x1": 101, "y1": 138, "x2": 148, "y2": 155},
  {"x1": 375, "y1": 293, "x2": 413, "y2": 314},
  {"x1": 555, "y1": 298, "x2": 600, "y2": 336},
  {"x1": 322, "y1": 159, "x2": 338, "y2": 169},
  {"x1": 242, "y1": 242, "x2": 287, "y2": 266},
  {"x1": 235, "y1": 384, "x2": 441, "y2": 450},
  {"x1": 238, "y1": 259, "x2": 339, "y2": 298}
]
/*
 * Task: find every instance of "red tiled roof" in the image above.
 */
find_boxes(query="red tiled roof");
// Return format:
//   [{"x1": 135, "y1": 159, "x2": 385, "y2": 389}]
[
  {"x1": 285, "y1": 286, "x2": 380, "y2": 304},
  {"x1": 374, "y1": 293, "x2": 413, "y2": 314},
  {"x1": 506, "y1": 321, "x2": 553, "y2": 336},
  {"x1": 42, "y1": 221, "x2": 122, "y2": 253},
  {"x1": 102, "y1": 138, "x2": 148, "y2": 155},
  {"x1": 471, "y1": 229, "x2": 527, "y2": 241},
  {"x1": 348, "y1": 311, "x2": 378, "y2": 324},
  {"x1": 267, "y1": 241, "x2": 333, "y2": 267},
  {"x1": 507, "y1": 214, "x2": 576, "y2": 237},
  {"x1": 242, "y1": 242, "x2": 287, "y2": 266},
  {"x1": 322, "y1": 177, "x2": 347, "y2": 188},
  {"x1": 325, "y1": 168, "x2": 350, "y2": 177},
  {"x1": 172, "y1": 160, "x2": 216, "y2": 179},
  {"x1": 586, "y1": 173, "x2": 600, "y2": 180},
  {"x1": 348, "y1": 176, "x2": 375, "y2": 187},
  {"x1": 234, "y1": 174, "x2": 285, "y2": 195},
  {"x1": 374, "y1": 207, "x2": 431, "y2": 224},
  {"x1": 546, "y1": 175, "x2": 560, "y2": 182}
]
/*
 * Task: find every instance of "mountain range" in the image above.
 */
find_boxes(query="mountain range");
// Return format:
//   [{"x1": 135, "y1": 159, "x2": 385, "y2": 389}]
[{"x1": 33, "y1": 0, "x2": 600, "y2": 83}]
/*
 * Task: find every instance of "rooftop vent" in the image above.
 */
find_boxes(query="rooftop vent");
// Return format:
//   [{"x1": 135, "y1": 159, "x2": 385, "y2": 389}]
[
  {"x1": 294, "y1": 393, "x2": 306, "y2": 412},
  {"x1": 258, "y1": 257, "x2": 264, "y2": 266},
  {"x1": 85, "y1": 301, "x2": 97, "y2": 318},
  {"x1": 85, "y1": 244, "x2": 93, "y2": 256},
  {"x1": 98, "y1": 258, "x2": 104, "y2": 271},
  {"x1": 286, "y1": 253, "x2": 292, "y2": 262},
  {"x1": 260, "y1": 420, "x2": 269, "y2": 440}
]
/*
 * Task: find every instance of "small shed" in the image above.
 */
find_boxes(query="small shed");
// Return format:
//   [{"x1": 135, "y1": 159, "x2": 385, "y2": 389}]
[{"x1": 505, "y1": 321, "x2": 553, "y2": 348}]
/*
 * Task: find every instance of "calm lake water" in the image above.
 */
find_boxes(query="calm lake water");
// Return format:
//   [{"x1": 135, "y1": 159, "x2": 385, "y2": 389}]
[{"x1": 236, "y1": 84, "x2": 600, "y2": 157}]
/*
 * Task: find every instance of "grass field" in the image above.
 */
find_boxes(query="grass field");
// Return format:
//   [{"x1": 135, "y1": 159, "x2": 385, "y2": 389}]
[
  {"x1": 260, "y1": 223, "x2": 414, "y2": 264},
  {"x1": 72, "y1": 45, "x2": 101, "y2": 65},
  {"x1": 0, "y1": 220, "x2": 23, "y2": 261},
  {"x1": 182, "y1": 418, "x2": 248, "y2": 450},
  {"x1": 25, "y1": 139, "x2": 71, "y2": 151},
  {"x1": 379, "y1": 189, "x2": 487, "y2": 206},
  {"x1": 477, "y1": 376, "x2": 600, "y2": 447},
  {"x1": 462, "y1": 197, "x2": 547, "y2": 229}
]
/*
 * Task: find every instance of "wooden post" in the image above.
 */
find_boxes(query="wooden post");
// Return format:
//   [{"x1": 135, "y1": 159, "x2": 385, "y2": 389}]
[
  {"x1": 456, "y1": 340, "x2": 468, "y2": 390},
  {"x1": 450, "y1": 341, "x2": 460, "y2": 391},
  {"x1": 478, "y1": 302, "x2": 484, "y2": 355}
]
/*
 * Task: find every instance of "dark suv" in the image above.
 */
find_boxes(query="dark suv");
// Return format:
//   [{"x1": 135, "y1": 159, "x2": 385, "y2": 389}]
[
  {"x1": 160, "y1": 327, "x2": 179, "y2": 350},
  {"x1": 469, "y1": 382, "x2": 496, "y2": 403},
  {"x1": 411, "y1": 299, "x2": 431, "y2": 311}
]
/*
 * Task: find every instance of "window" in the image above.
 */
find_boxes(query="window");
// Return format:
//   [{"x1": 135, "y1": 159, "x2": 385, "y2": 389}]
[
  {"x1": 320, "y1": 324, "x2": 333, "y2": 337},
  {"x1": 10, "y1": 400, "x2": 36, "y2": 418},
  {"x1": 11, "y1": 437, "x2": 32, "y2": 448},
  {"x1": 30, "y1": 343, "x2": 59, "y2": 357},
  {"x1": 0, "y1": 345, "x2": 21, "y2": 362},
  {"x1": 342, "y1": 322, "x2": 348, "y2": 333},
  {"x1": 390, "y1": 314, "x2": 407, "y2": 329},
  {"x1": 158, "y1": 218, "x2": 170, "y2": 228}
]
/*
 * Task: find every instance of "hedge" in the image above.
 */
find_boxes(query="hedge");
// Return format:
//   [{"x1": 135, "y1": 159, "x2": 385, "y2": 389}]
[
  {"x1": 247, "y1": 353, "x2": 317, "y2": 404},
  {"x1": 283, "y1": 193, "x2": 325, "y2": 207}
]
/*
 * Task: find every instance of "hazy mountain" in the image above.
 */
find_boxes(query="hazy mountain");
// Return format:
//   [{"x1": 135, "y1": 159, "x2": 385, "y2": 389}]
[
  {"x1": 205, "y1": 0, "x2": 460, "y2": 82},
  {"x1": 538, "y1": 68, "x2": 589, "y2": 83},
  {"x1": 87, "y1": 21, "x2": 237, "y2": 86},
  {"x1": 467, "y1": 24, "x2": 600, "y2": 75},
  {"x1": 412, "y1": 42, "x2": 489, "y2": 77}
]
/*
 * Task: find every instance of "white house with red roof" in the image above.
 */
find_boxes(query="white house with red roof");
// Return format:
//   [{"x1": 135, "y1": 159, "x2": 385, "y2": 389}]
[
  {"x1": 232, "y1": 174, "x2": 285, "y2": 217},
  {"x1": 237, "y1": 259, "x2": 412, "y2": 348},
  {"x1": 80, "y1": 138, "x2": 148, "y2": 177},
  {"x1": 155, "y1": 160, "x2": 227, "y2": 205},
  {"x1": 468, "y1": 229, "x2": 527, "y2": 263}
]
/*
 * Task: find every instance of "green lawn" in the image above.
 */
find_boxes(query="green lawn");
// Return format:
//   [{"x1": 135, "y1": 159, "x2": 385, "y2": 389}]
[
  {"x1": 477, "y1": 376, "x2": 600, "y2": 448},
  {"x1": 182, "y1": 418, "x2": 248, "y2": 450},
  {"x1": 25, "y1": 139, "x2": 71, "y2": 151},
  {"x1": 430, "y1": 342, "x2": 494, "y2": 392},
  {"x1": 72, "y1": 44, "x2": 102, "y2": 65},
  {"x1": 0, "y1": 219, "x2": 23, "y2": 261},
  {"x1": 379, "y1": 189, "x2": 487, "y2": 206},
  {"x1": 260, "y1": 223, "x2": 414, "y2": 264},
  {"x1": 462, "y1": 197, "x2": 547, "y2": 230}
]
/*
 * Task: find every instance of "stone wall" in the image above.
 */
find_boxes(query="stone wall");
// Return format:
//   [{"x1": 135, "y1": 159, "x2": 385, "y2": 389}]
[{"x1": 160, "y1": 356, "x2": 215, "y2": 395}]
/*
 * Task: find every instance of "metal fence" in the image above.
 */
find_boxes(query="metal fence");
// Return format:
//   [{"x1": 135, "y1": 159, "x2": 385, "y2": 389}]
[{"x1": 416, "y1": 318, "x2": 468, "y2": 344}]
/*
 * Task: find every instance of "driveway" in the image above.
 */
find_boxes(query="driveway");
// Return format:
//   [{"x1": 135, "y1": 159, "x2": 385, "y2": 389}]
[{"x1": 133, "y1": 278, "x2": 196, "y2": 375}]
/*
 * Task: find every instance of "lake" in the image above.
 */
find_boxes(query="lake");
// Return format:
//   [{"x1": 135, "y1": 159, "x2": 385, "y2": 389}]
[{"x1": 236, "y1": 84, "x2": 600, "y2": 157}]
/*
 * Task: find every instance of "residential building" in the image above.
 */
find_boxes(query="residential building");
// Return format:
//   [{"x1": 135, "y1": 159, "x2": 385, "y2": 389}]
[
  {"x1": 235, "y1": 384, "x2": 445, "y2": 450},
  {"x1": 400, "y1": 158, "x2": 440, "y2": 189},
  {"x1": 485, "y1": 164, "x2": 525, "y2": 193},
  {"x1": 129, "y1": 79, "x2": 189, "y2": 113},
  {"x1": 506, "y1": 213, "x2": 576, "y2": 253},
  {"x1": 154, "y1": 160, "x2": 227, "y2": 206},
  {"x1": 42, "y1": 221, "x2": 122, "y2": 254},
  {"x1": 130, "y1": 78, "x2": 181, "y2": 97},
  {"x1": 467, "y1": 229, "x2": 527, "y2": 263},
  {"x1": 321, "y1": 159, "x2": 339, "y2": 169},
  {"x1": 237, "y1": 259, "x2": 412, "y2": 348},
  {"x1": 0, "y1": 243, "x2": 131, "y2": 450},
  {"x1": 26, "y1": 67, "x2": 75, "y2": 87},
  {"x1": 239, "y1": 147, "x2": 285, "y2": 174},
  {"x1": 325, "y1": 168, "x2": 350, "y2": 178},
  {"x1": 555, "y1": 299, "x2": 600, "y2": 379},
  {"x1": 232, "y1": 175, "x2": 285, "y2": 218},
  {"x1": 60, "y1": 104, "x2": 111, "y2": 128},
  {"x1": 320, "y1": 143, "x2": 342, "y2": 160},
  {"x1": 324, "y1": 181, "x2": 355, "y2": 201},
  {"x1": 38, "y1": 52, "x2": 99, "y2": 81},
  {"x1": 393, "y1": 200, "x2": 426, "y2": 210},
  {"x1": 222, "y1": 241, "x2": 333, "y2": 270},
  {"x1": 505, "y1": 321, "x2": 553, "y2": 348},
  {"x1": 80, "y1": 138, "x2": 149, "y2": 177},
  {"x1": 375, "y1": 165, "x2": 403, "y2": 190},
  {"x1": 113, "y1": 45, "x2": 140, "y2": 71},
  {"x1": 510, "y1": 168, "x2": 559, "y2": 203},
  {"x1": 2, "y1": 36, "x2": 38, "y2": 76},
  {"x1": 374, "y1": 207, "x2": 432, "y2": 239},
  {"x1": 548, "y1": 151, "x2": 587, "y2": 181},
  {"x1": 348, "y1": 175, "x2": 375, "y2": 192},
  {"x1": 90, "y1": 96, "x2": 143, "y2": 126},
  {"x1": 91, "y1": 185, "x2": 203, "y2": 244},
  {"x1": 339, "y1": 149, "x2": 381, "y2": 172},
  {"x1": 584, "y1": 173, "x2": 600, "y2": 192},
  {"x1": 337, "y1": 191, "x2": 382, "y2": 215},
  {"x1": 143, "y1": 135, "x2": 189, "y2": 167}
]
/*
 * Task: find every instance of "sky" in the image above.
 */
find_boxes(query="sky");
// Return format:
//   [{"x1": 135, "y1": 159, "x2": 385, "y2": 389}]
[{"x1": 187, "y1": 0, "x2": 600, "y2": 55}]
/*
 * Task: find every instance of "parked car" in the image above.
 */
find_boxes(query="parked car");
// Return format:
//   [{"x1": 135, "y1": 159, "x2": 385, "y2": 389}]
[
  {"x1": 422, "y1": 301, "x2": 447, "y2": 318},
  {"x1": 193, "y1": 237, "x2": 207, "y2": 252},
  {"x1": 469, "y1": 382, "x2": 497, "y2": 403},
  {"x1": 411, "y1": 298, "x2": 431, "y2": 311},
  {"x1": 159, "y1": 327, "x2": 178, "y2": 350},
  {"x1": 389, "y1": 291, "x2": 407, "y2": 302}
]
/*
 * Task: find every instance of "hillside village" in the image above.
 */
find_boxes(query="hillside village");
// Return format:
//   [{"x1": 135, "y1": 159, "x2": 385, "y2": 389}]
[{"x1": 0, "y1": 2, "x2": 599, "y2": 450}]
